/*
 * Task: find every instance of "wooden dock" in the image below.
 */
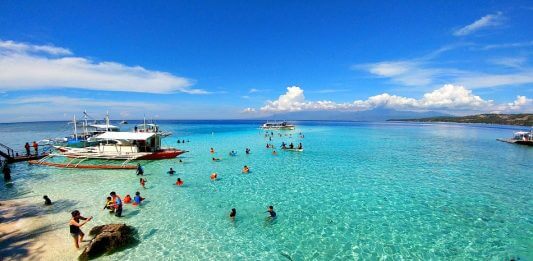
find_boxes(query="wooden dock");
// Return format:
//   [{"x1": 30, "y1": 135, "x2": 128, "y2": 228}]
[{"x1": 0, "y1": 142, "x2": 49, "y2": 163}]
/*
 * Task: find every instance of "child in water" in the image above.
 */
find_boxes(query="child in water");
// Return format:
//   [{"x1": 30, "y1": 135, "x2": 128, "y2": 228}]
[
  {"x1": 242, "y1": 165, "x2": 250, "y2": 173},
  {"x1": 103, "y1": 196, "x2": 114, "y2": 211},
  {"x1": 123, "y1": 194, "x2": 132, "y2": 204},
  {"x1": 175, "y1": 178, "x2": 183, "y2": 186},
  {"x1": 210, "y1": 173, "x2": 218, "y2": 180},
  {"x1": 132, "y1": 192, "x2": 145, "y2": 206},
  {"x1": 140, "y1": 178, "x2": 147, "y2": 188}
]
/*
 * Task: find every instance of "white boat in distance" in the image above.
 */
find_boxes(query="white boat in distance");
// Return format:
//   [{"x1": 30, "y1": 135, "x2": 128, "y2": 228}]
[{"x1": 261, "y1": 121, "x2": 295, "y2": 130}]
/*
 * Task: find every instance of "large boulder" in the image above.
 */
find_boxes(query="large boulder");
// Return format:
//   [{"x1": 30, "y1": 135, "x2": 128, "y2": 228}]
[{"x1": 79, "y1": 223, "x2": 136, "y2": 260}]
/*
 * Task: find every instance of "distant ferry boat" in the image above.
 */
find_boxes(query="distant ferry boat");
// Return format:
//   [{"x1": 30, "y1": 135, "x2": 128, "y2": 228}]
[
  {"x1": 261, "y1": 121, "x2": 295, "y2": 130},
  {"x1": 497, "y1": 130, "x2": 533, "y2": 146}
]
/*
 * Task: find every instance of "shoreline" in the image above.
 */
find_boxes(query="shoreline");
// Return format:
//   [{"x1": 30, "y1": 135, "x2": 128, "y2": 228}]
[{"x1": 0, "y1": 197, "x2": 89, "y2": 260}]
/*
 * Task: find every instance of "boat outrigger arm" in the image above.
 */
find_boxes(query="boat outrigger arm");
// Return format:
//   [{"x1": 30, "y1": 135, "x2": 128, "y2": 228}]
[{"x1": 28, "y1": 153, "x2": 138, "y2": 169}]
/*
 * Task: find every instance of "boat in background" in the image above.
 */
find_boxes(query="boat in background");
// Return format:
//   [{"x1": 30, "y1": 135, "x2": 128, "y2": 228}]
[
  {"x1": 134, "y1": 123, "x2": 172, "y2": 137},
  {"x1": 60, "y1": 112, "x2": 120, "y2": 148},
  {"x1": 497, "y1": 129, "x2": 533, "y2": 146},
  {"x1": 261, "y1": 121, "x2": 296, "y2": 130}
]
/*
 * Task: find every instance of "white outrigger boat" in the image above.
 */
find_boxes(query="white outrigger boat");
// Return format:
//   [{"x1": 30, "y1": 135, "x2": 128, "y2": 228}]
[
  {"x1": 497, "y1": 129, "x2": 533, "y2": 146},
  {"x1": 261, "y1": 121, "x2": 295, "y2": 130},
  {"x1": 30, "y1": 131, "x2": 186, "y2": 169}
]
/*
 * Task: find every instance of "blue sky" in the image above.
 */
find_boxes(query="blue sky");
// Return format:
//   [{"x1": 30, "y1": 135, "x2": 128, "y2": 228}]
[{"x1": 0, "y1": 0, "x2": 532, "y2": 122}]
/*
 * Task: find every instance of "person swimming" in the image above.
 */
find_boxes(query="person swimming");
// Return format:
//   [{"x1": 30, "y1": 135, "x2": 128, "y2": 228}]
[
  {"x1": 272, "y1": 150, "x2": 277, "y2": 155},
  {"x1": 229, "y1": 150, "x2": 237, "y2": 156},
  {"x1": 133, "y1": 192, "x2": 145, "y2": 206},
  {"x1": 140, "y1": 178, "x2": 147, "y2": 188},
  {"x1": 212, "y1": 157, "x2": 221, "y2": 161},
  {"x1": 230, "y1": 208, "x2": 236, "y2": 220},
  {"x1": 289, "y1": 143, "x2": 294, "y2": 149},
  {"x1": 136, "y1": 164, "x2": 144, "y2": 176},
  {"x1": 176, "y1": 178, "x2": 184, "y2": 186},
  {"x1": 245, "y1": 148, "x2": 250, "y2": 154},
  {"x1": 267, "y1": 206, "x2": 276, "y2": 219},
  {"x1": 298, "y1": 143, "x2": 303, "y2": 149},
  {"x1": 168, "y1": 168, "x2": 176, "y2": 175},
  {"x1": 43, "y1": 195, "x2": 52, "y2": 205},
  {"x1": 210, "y1": 148, "x2": 215, "y2": 153},
  {"x1": 210, "y1": 172, "x2": 218, "y2": 180},
  {"x1": 242, "y1": 165, "x2": 250, "y2": 173}
]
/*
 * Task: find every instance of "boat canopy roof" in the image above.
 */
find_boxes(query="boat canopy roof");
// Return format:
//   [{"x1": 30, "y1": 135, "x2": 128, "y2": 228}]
[
  {"x1": 95, "y1": 132, "x2": 155, "y2": 140},
  {"x1": 89, "y1": 124, "x2": 120, "y2": 130},
  {"x1": 514, "y1": 131, "x2": 531, "y2": 135}
]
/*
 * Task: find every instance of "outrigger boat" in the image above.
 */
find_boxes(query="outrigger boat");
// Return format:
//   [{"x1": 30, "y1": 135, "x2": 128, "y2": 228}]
[
  {"x1": 497, "y1": 129, "x2": 533, "y2": 146},
  {"x1": 261, "y1": 121, "x2": 296, "y2": 130},
  {"x1": 30, "y1": 131, "x2": 186, "y2": 169}
]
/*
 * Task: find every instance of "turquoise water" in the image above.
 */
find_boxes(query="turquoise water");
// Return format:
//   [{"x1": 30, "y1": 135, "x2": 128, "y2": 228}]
[{"x1": 1, "y1": 121, "x2": 532, "y2": 260}]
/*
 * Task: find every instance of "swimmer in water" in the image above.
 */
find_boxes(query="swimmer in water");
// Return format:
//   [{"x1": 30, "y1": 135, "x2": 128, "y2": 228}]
[
  {"x1": 175, "y1": 178, "x2": 183, "y2": 186},
  {"x1": 210, "y1": 172, "x2": 218, "y2": 180},
  {"x1": 212, "y1": 157, "x2": 221, "y2": 162},
  {"x1": 133, "y1": 191, "x2": 145, "y2": 206},
  {"x1": 230, "y1": 208, "x2": 236, "y2": 220},
  {"x1": 123, "y1": 195, "x2": 132, "y2": 204},
  {"x1": 168, "y1": 168, "x2": 176, "y2": 175},
  {"x1": 272, "y1": 150, "x2": 277, "y2": 155},
  {"x1": 43, "y1": 195, "x2": 52, "y2": 205},
  {"x1": 140, "y1": 178, "x2": 147, "y2": 188},
  {"x1": 210, "y1": 148, "x2": 215, "y2": 153},
  {"x1": 266, "y1": 206, "x2": 276, "y2": 219},
  {"x1": 242, "y1": 165, "x2": 249, "y2": 173}
]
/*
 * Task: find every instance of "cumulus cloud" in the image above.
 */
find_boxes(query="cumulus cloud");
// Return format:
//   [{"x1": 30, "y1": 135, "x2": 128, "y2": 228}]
[
  {"x1": 258, "y1": 85, "x2": 531, "y2": 114},
  {"x1": 453, "y1": 12, "x2": 504, "y2": 36},
  {"x1": 0, "y1": 39, "x2": 207, "y2": 94}
]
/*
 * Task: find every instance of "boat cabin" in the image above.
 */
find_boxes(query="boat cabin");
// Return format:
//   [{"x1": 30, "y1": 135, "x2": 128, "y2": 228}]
[{"x1": 94, "y1": 132, "x2": 162, "y2": 153}]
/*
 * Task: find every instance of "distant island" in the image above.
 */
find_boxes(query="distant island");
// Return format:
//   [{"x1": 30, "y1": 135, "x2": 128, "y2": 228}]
[{"x1": 388, "y1": 113, "x2": 533, "y2": 126}]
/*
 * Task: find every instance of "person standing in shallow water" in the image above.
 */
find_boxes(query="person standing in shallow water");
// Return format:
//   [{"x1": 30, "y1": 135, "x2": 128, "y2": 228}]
[
  {"x1": 267, "y1": 206, "x2": 276, "y2": 219},
  {"x1": 136, "y1": 164, "x2": 144, "y2": 176},
  {"x1": 110, "y1": 192, "x2": 123, "y2": 217},
  {"x1": 69, "y1": 210, "x2": 92, "y2": 249},
  {"x1": 32, "y1": 141, "x2": 38, "y2": 155},
  {"x1": 230, "y1": 208, "x2": 236, "y2": 220}
]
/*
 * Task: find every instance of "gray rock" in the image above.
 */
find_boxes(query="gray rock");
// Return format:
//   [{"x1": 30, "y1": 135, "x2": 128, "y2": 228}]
[{"x1": 79, "y1": 224, "x2": 136, "y2": 260}]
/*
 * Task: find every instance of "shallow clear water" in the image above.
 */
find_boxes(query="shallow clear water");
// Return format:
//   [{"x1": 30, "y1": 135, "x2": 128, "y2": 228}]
[{"x1": 1, "y1": 121, "x2": 532, "y2": 260}]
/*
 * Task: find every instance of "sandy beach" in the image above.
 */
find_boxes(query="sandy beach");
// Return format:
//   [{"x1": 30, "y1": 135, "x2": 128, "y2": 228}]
[{"x1": 0, "y1": 197, "x2": 90, "y2": 260}]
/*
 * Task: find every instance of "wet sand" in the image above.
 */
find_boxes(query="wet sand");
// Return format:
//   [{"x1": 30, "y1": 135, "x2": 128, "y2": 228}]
[{"x1": 0, "y1": 197, "x2": 90, "y2": 260}]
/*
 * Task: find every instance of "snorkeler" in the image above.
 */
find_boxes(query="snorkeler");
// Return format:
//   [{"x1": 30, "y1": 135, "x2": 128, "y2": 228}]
[
  {"x1": 168, "y1": 168, "x2": 176, "y2": 175},
  {"x1": 176, "y1": 178, "x2": 184, "y2": 186}
]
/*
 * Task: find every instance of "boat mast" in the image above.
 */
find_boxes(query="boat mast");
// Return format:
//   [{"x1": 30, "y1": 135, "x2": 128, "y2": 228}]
[
  {"x1": 83, "y1": 110, "x2": 88, "y2": 137},
  {"x1": 73, "y1": 115, "x2": 78, "y2": 141}
]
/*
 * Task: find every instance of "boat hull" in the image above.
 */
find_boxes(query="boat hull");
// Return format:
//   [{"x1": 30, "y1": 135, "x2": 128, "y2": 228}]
[{"x1": 138, "y1": 149, "x2": 187, "y2": 160}]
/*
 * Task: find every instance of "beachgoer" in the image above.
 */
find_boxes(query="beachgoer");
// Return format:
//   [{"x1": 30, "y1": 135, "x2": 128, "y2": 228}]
[
  {"x1": 175, "y1": 178, "x2": 183, "y2": 186},
  {"x1": 289, "y1": 143, "x2": 294, "y2": 149},
  {"x1": 298, "y1": 143, "x2": 303, "y2": 149},
  {"x1": 24, "y1": 142, "x2": 30, "y2": 156},
  {"x1": 245, "y1": 148, "x2": 250, "y2": 154},
  {"x1": 69, "y1": 210, "x2": 92, "y2": 249},
  {"x1": 133, "y1": 191, "x2": 145, "y2": 206},
  {"x1": 272, "y1": 150, "x2": 277, "y2": 155},
  {"x1": 242, "y1": 165, "x2": 249, "y2": 173},
  {"x1": 230, "y1": 208, "x2": 236, "y2": 220},
  {"x1": 140, "y1": 178, "x2": 147, "y2": 188},
  {"x1": 210, "y1": 148, "x2": 215, "y2": 153},
  {"x1": 123, "y1": 195, "x2": 132, "y2": 204},
  {"x1": 32, "y1": 141, "x2": 39, "y2": 155},
  {"x1": 136, "y1": 164, "x2": 144, "y2": 176},
  {"x1": 110, "y1": 192, "x2": 123, "y2": 217},
  {"x1": 103, "y1": 196, "x2": 114, "y2": 210},
  {"x1": 182, "y1": 140, "x2": 185, "y2": 143},
  {"x1": 179, "y1": 159, "x2": 183, "y2": 163},
  {"x1": 134, "y1": 126, "x2": 138, "y2": 132},
  {"x1": 267, "y1": 206, "x2": 276, "y2": 219},
  {"x1": 43, "y1": 195, "x2": 52, "y2": 205},
  {"x1": 168, "y1": 168, "x2": 176, "y2": 175},
  {"x1": 210, "y1": 172, "x2": 218, "y2": 180},
  {"x1": 177, "y1": 140, "x2": 181, "y2": 143},
  {"x1": 212, "y1": 157, "x2": 220, "y2": 162}
]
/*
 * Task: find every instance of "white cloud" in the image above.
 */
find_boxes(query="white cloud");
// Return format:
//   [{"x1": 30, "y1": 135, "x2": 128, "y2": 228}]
[
  {"x1": 0, "y1": 40, "x2": 207, "y2": 94},
  {"x1": 455, "y1": 70, "x2": 533, "y2": 89},
  {"x1": 488, "y1": 57, "x2": 527, "y2": 68},
  {"x1": 249, "y1": 88, "x2": 260, "y2": 93},
  {"x1": 0, "y1": 40, "x2": 72, "y2": 55},
  {"x1": 481, "y1": 41, "x2": 533, "y2": 50},
  {"x1": 453, "y1": 12, "x2": 504, "y2": 36},
  {"x1": 364, "y1": 61, "x2": 441, "y2": 86},
  {"x1": 258, "y1": 85, "x2": 531, "y2": 114},
  {"x1": 242, "y1": 107, "x2": 256, "y2": 113}
]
